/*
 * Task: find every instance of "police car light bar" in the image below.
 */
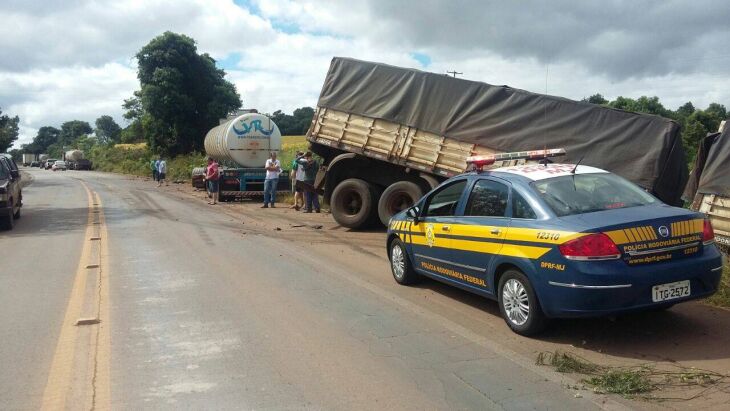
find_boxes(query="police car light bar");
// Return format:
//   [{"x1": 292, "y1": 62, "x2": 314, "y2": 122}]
[{"x1": 466, "y1": 148, "x2": 566, "y2": 170}]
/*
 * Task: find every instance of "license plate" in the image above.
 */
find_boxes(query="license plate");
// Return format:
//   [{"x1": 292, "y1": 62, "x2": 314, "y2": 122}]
[{"x1": 652, "y1": 280, "x2": 690, "y2": 302}]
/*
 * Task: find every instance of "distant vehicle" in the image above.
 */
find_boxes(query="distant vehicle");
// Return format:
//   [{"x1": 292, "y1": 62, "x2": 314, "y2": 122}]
[
  {"x1": 0, "y1": 155, "x2": 22, "y2": 230},
  {"x1": 22, "y1": 153, "x2": 35, "y2": 166},
  {"x1": 44, "y1": 159, "x2": 58, "y2": 170},
  {"x1": 387, "y1": 150, "x2": 723, "y2": 335},
  {"x1": 52, "y1": 161, "x2": 67, "y2": 171},
  {"x1": 30, "y1": 161, "x2": 40, "y2": 167},
  {"x1": 72, "y1": 159, "x2": 92, "y2": 170}
]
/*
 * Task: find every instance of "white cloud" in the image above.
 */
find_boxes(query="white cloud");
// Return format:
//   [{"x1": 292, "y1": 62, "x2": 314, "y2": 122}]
[{"x1": 2, "y1": 0, "x2": 729, "y2": 149}]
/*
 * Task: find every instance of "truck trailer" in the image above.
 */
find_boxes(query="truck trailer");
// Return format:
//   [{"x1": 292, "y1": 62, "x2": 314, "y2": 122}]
[
  {"x1": 685, "y1": 121, "x2": 730, "y2": 251},
  {"x1": 307, "y1": 57, "x2": 688, "y2": 229},
  {"x1": 22, "y1": 153, "x2": 35, "y2": 166}
]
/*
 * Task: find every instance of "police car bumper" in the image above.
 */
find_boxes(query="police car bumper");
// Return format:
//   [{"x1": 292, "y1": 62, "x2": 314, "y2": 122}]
[{"x1": 536, "y1": 248, "x2": 724, "y2": 318}]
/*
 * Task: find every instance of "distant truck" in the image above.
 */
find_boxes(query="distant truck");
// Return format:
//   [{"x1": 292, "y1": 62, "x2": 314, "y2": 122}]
[
  {"x1": 72, "y1": 159, "x2": 92, "y2": 170},
  {"x1": 307, "y1": 57, "x2": 688, "y2": 229},
  {"x1": 204, "y1": 110, "x2": 289, "y2": 201},
  {"x1": 22, "y1": 153, "x2": 35, "y2": 166},
  {"x1": 685, "y1": 121, "x2": 730, "y2": 251},
  {"x1": 63, "y1": 149, "x2": 84, "y2": 169}
]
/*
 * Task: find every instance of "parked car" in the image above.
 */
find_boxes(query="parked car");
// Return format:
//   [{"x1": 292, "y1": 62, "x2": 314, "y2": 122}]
[
  {"x1": 30, "y1": 161, "x2": 40, "y2": 167},
  {"x1": 44, "y1": 159, "x2": 58, "y2": 170},
  {"x1": 387, "y1": 153, "x2": 723, "y2": 335},
  {"x1": 52, "y1": 161, "x2": 67, "y2": 171},
  {"x1": 0, "y1": 155, "x2": 22, "y2": 230}
]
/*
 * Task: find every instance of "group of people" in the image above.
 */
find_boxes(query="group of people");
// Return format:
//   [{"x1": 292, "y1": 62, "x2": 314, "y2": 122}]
[
  {"x1": 149, "y1": 157, "x2": 167, "y2": 187},
  {"x1": 200, "y1": 151, "x2": 320, "y2": 211}
]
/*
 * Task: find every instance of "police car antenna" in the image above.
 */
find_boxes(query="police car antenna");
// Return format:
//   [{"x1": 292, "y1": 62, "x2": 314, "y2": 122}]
[{"x1": 571, "y1": 154, "x2": 585, "y2": 174}]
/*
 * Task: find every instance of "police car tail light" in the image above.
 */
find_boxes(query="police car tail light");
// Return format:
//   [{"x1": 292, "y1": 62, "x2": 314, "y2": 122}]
[
  {"x1": 559, "y1": 233, "x2": 621, "y2": 261},
  {"x1": 703, "y1": 219, "x2": 715, "y2": 245},
  {"x1": 466, "y1": 148, "x2": 566, "y2": 171}
]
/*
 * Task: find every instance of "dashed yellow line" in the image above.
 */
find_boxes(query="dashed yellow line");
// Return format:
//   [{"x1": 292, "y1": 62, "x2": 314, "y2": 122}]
[{"x1": 40, "y1": 181, "x2": 111, "y2": 410}]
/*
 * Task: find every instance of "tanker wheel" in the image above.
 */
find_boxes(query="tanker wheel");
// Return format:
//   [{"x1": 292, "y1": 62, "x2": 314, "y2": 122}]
[
  {"x1": 331, "y1": 178, "x2": 380, "y2": 229},
  {"x1": 378, "y1": 181, "x2": 424, "y2": 226}
]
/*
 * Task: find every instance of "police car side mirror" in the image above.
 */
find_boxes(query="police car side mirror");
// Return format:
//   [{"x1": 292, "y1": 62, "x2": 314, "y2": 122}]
[{"x1": 407, "y1": 206, "x2": 420, "y2": 224}]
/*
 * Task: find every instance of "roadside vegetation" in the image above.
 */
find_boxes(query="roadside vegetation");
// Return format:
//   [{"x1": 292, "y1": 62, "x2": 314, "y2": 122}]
[
  {"x1": 536, "y1": 351, "x2": 728, "y2": 400},
  {"x1": 707, "y1": 263, "x2": 730, "y2": 308}
]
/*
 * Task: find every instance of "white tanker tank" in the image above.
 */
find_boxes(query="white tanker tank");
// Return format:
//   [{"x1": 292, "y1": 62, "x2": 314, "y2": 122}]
[
  {"x1": 64, "y1": 150, "x2": 84, "y2": 162},
  {"x1": 39, "y1": 154, "x2": 49, "y2": 162},
  {"x1": 204, "y1": 112, "x2": 282, "y2": 168}
]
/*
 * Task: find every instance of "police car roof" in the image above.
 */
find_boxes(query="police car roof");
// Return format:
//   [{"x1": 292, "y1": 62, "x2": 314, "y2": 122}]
[{"x1": 483, "y1": 163, "x2": 608, "y2": 182}]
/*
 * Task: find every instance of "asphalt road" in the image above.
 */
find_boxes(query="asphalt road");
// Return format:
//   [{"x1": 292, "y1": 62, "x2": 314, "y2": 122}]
[{"x1": 1, "y1": 169, "x2": 625, "y2": 410}]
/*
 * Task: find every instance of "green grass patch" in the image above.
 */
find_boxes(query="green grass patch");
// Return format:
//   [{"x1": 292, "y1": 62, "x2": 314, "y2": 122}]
[
  {"x1": 706, "y1": 263, "x2": 730, "y2": 308},
  {"x1": 279, "y1": 135, "x2": 310, "y2": 171},
  {"x1": 536, "y1": 351, "x2": 727, "y2": 399}
]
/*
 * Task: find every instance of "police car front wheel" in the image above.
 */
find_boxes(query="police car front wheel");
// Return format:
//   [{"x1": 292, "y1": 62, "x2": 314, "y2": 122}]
[
  {"x1": 389, "y1": 238, "x2": 419, "y2": 285},
  {"x1": 498, "y1": 270, "x2": 548, "y2": 336}
]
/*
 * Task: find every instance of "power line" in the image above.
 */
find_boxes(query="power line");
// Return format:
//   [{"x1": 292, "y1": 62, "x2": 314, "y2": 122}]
[{"x1": 446, "y1": 70, "x2": 463, "y2": 78}]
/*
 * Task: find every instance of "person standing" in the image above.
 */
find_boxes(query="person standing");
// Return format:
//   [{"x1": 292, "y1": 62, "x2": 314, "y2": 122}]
[
  {"x1": 299, "y1": 151, "x2": 320, "y2": 213},
  {"x1": 150, "y1": 158, "x2": 158, "y2": 182},
  {"x1": 205, "y1": 157, "x2": 220, "y2": 205},
  {"x1": 290, "y1": 151, "x2": 304, "y2": 210},
  {"x1": 262, "y1": 152, "x2": 281, "y2": 208},
  {"x1": 157, "y1": 157, "x2": 167, "y2": 187}
]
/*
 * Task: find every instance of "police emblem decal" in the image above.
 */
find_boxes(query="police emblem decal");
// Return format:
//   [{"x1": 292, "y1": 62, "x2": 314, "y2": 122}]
[
  {"x1": 425, "y1": 224, "x2": 436, "y2": 247},
  {"x1": 658, "y1": 225, "x2": 670, "y2": 238}
]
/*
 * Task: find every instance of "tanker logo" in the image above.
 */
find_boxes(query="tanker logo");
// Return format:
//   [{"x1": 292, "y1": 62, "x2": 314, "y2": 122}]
[{"x1": 233, "y1": 119, "x2": 274, "y2": 137}]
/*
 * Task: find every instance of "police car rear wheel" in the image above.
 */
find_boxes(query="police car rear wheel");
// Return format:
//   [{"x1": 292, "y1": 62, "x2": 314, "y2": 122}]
[
  {"x1": 390, "y1": 238, "x2": 418, "y2": 285},
  {"x1": 498, "y1": 270, "x2": 547, "y2": 335}
]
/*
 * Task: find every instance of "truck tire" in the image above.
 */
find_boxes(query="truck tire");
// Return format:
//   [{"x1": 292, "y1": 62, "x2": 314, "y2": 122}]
[
  {"x1": 378, "y1": 181, "x2": 424, "y2": 226},
  {"x1": 331, "y1": 178, "x2": 378, "y2": 229}
]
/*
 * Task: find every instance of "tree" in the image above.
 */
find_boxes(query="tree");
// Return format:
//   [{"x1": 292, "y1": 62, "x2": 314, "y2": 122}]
[
  {"x1": 134, "y1": 31, "x2": 241, "y2": 155},
  {"x1": 292, "y1": 107, "x2": 315, "y2": 135},
  {"x1": 59, "y1": 120, "x2": 92, "y2": 146},
  {"x1": 95, "y1": 115, "x2": 122, "y2": 144},
  {"x1": 120, "y1": 120, "x2": 144, "y2": 143},
  {"x1": 676, "y1": 102, "x2": 695, "y2": 120},
  {"x1": 582, "y1": 93, "x2": 608, "y2": 105},
  {"x1": 705, "y1": 103, "x2": 728, "y2": 122},
  {"x1": 0, "y1": 108, "x2": 20, "y2": 153},
  {"x1": 30, "y1": 126, "x2": 61, "y2": 154},
  {"x1": 8, "y1": 148, "x2": 21, "y2": 162}
]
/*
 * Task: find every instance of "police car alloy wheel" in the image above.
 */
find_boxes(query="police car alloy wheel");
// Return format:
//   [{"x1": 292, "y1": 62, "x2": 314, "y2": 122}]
[
  {"x1": 389, "y1": 238, "x2": 419, "y2": 285},
  {"x1": 498, "y1": 270, "x2": 548, "y2": 335}
]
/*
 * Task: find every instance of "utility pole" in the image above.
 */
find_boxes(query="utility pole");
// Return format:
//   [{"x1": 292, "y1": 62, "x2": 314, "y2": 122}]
[{"x1": 446, "y1": 70, "x2": 463, "y2": 78}]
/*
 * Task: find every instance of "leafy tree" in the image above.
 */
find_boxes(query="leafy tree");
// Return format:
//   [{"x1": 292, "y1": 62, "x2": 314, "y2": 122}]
[
  {"x1": 689, "y1": 110, "x2": 721, "y2": 134},
  {"x1": 706, "y1": 103, "x2": 728, "y2": 122},
  {"x1": 29, "y1": 126, "x2": 61, "y2": 154},
  {"x1": 134, "y1": 31, "x2": 241, "y2": 155},
  {"x1": 120, "y1": 120, "x2": 144, "y2": 143},
  {"x1": 8, "y1": 148, "x2": 22, "y2": 162},
  {"x1": 292, "y1": 107, "x2": 315, "y2": 134},
  {"x1": 95, "y1": 115, "x2": 122, "y2": 144},
  {"x1": 59, "y1": 120, "x2": 92, "y2": 146},
  {"x1": 582, "y1": 93, "x2": 608, "y2": 105},
  {"x1": 0, "y1": 108, "x2": 20, "y2": 153},
  {"x1": 682, "y1": 118, "x2": 708, "y2": 162},
  {"x1": 676, "y1": 102, "x2": 695, "y2": 120}
]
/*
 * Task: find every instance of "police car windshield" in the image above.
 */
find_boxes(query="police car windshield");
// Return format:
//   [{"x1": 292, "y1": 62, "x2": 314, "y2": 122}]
[{"x1": 531, "y1": 173, "x2": 657, "y2": 217}]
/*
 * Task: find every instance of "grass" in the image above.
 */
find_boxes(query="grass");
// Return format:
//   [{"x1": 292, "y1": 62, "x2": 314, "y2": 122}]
[
  {"x1": 279, "y1": 135, "x2": 310, "y2": 171},
  {"x1": 706, "y1": 263, "x2": 730, "y2": 308},
  {"x1": 536, "y1": 351, "x2": 726, "y2": 399}
]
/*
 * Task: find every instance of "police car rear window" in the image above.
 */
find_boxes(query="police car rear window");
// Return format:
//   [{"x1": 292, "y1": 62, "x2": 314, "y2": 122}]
[{"x1": 531, "y1": 173, "x2": 657, "y2": 217}]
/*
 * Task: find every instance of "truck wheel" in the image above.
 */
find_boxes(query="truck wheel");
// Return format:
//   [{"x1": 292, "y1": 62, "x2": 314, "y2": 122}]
[
  {"x1": 378, "y1": 181, "x2": 424, "y2": 226},
  {"x1": 331, "y1": 178, "x2": 377, "y2": 229},
  {"x1": 498, "y1": 270, "x2": 548, "y2": 336}
]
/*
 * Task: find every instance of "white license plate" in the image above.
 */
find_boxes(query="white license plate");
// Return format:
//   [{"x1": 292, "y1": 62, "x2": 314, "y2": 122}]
[{"x1": 652, "y1": 280, "x2": 691, "y2": 302}]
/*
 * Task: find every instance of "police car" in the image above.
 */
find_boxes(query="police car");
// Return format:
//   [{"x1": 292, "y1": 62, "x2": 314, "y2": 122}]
[{"x1": 387, "y1": 149, "x2": 724, "y2": 335}]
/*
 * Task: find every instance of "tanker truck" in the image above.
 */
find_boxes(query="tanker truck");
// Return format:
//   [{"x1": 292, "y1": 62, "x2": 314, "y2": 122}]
[
  {"x1": 307, "y1": 57, "x2": 687, "y2": 229},
  {"x1": 63, "y1": 150, "x2": 83, "y2": 169},
  {"x1": 204, "y1": 111, "x2": 289, "y2": 201}
]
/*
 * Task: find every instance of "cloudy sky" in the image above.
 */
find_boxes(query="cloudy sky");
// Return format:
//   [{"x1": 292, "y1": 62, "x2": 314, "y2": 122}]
[{"x1": 2, "y1": 0, "x2": 729, "y2": 148}]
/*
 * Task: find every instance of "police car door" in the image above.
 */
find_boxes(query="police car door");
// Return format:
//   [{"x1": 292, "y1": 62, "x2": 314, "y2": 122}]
[
  {"x1": 446, "y1": 178, "x2": 510, "y2": 291},
  {"x1": 411, "y1": 179, "x2": 468, "y2": 278}
]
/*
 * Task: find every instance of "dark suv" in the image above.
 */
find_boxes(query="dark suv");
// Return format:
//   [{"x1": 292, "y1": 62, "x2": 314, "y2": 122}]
[{"x1": 0, "y1": 154, "x2": 22, "y2": 230}]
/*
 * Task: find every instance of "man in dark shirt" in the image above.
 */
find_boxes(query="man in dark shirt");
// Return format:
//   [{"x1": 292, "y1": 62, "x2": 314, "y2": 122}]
[{"x1": 297, "y1": 151, "x2": 320, "y2": 213}]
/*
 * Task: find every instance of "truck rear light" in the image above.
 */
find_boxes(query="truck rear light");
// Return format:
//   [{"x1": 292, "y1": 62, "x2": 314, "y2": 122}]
[
  {"x1": 703, "y1": 219, "x2": 715, "y2": 245},
  {"x1": 559, "y1": 233, "x2": 621, "y2": 260}
]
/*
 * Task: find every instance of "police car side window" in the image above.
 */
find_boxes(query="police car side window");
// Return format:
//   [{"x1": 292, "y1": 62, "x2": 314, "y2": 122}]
[
  {"x1": 465, "y1": 179, "x2": 509, "y2": 217},
  {"x1": 425, "y1": 180, "x2": 467, "y2": 217},
  {"x1": 512, "y1": 190, "x2": 537, "y2": 219}
]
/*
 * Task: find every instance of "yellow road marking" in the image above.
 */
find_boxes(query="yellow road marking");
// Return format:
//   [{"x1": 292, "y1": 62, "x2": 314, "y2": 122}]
[{"x1": 41, "y1": 182, "x2": 111, "y2": 410}]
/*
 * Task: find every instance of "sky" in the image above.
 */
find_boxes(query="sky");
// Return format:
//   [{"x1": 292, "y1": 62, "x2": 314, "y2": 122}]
[{"x1": 2, "y1": 0, "x2": 729, "y2": 148}]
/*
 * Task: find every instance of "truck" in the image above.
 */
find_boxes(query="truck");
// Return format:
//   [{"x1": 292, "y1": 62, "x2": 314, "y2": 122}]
[
  {"x1": 204, "y1": 110, "x2": 290, "y2": 201},
  {"x1": 22, "y1": 153, "x2": 35, "y2": 166},
  {"x1": 307, "y1": 57, "x2": 688, "y2": 229},
  {"x1": 72, "y1": 159, "x2": 92, "y2": 170},
  {"x1": 63, "y1": 150, "x2": 84, "y2": 169},
  {"x1": 685, "y1": 121, "x2": 730, "y2": 251}
]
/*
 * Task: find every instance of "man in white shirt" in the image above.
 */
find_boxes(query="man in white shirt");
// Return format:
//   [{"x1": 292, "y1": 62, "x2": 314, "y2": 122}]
[
  {"x1": 262, "y1": 152, "x2": 281, "y2": 208},
  {"x1": 157, "y1": 157, "x2": 167, "y2": 187}
]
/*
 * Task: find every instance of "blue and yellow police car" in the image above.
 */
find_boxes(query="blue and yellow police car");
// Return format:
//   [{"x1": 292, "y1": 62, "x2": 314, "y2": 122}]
[{"x1": 386, "y1": 149, "x2": 724, "y2": 335}]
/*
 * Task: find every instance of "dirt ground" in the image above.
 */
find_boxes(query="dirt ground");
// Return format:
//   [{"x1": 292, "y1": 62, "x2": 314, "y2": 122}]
[{"x1": 148, "y1": 176, "x2": 730, "y2": 409}]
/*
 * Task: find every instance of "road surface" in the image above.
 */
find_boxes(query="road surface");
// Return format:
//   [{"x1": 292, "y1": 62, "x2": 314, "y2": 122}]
[{"x1": 2, "y1": 168, "x2": 727, "y2": 410}]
